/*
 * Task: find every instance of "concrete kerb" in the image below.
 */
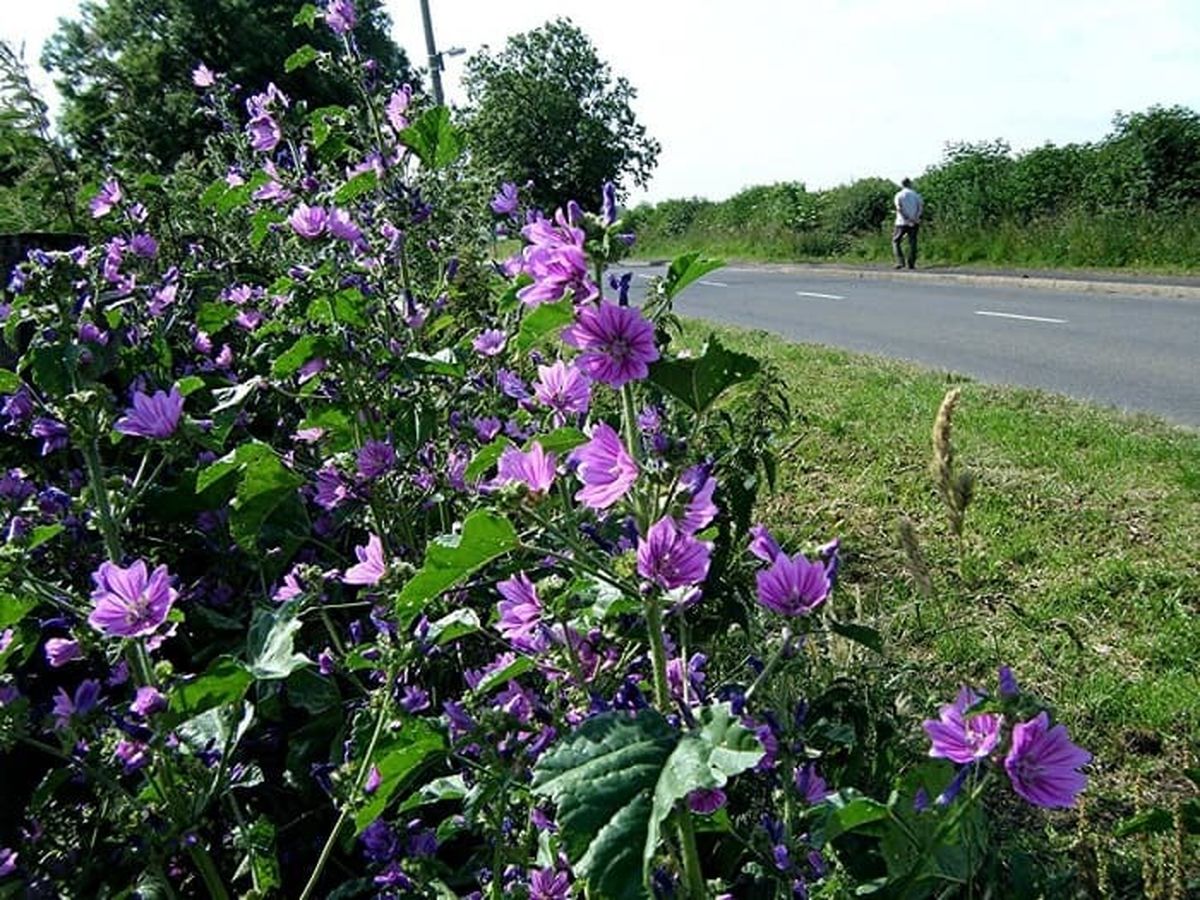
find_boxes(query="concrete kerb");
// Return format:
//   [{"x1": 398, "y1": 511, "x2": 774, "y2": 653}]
[{"x1": 631, "y1": 260, "x2": 1200, "y2": 300}]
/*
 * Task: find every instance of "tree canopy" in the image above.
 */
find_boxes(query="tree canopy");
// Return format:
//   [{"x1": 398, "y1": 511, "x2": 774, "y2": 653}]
[
  {"x1": 462, "y1": 18, "x2": 660, "y2": 211},
  {"x1": 42, "y1": 0, "x2": 414, "y2": 172}
]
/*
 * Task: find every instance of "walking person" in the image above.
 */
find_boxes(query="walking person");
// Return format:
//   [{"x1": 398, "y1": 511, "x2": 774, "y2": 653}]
[{"x1": 892, "y1": 178, "x2": 924, "y2": 269}]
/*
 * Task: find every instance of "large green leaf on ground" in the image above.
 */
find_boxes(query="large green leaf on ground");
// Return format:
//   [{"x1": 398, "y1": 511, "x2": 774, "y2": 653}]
[
  {"x1": 394, "y1": 511, "x2": 519, "y2": 627},
  {"x1": 532, "y1": 709, "x2": 678, "y2": 900},
  {"x1": 648, "y1": 334, "x2": 760, "y2": 413}
]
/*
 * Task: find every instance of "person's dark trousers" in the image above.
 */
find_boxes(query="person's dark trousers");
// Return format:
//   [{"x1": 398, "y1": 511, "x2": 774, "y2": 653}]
[{"x1": 892, "y1": 223, "x2": 919, "y2": 268}]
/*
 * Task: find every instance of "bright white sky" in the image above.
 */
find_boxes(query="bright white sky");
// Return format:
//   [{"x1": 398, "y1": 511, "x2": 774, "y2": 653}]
[{"x1": 4, "y1": 0, "x2": 1200, "y2": 204}]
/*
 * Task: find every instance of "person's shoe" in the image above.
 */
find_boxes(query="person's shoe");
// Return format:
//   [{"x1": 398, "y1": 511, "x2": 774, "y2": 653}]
[
  {"x1": 893, "y1": 264, "x2": 904, "y2": 269},
  {"x1": 907, "y1": 265, "x2": 916, "y2": 270}
]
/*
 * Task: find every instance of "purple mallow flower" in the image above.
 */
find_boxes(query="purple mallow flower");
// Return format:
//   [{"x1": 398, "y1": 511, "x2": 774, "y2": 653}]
[
  {"x1": 0, "y1": 847, "x2": 15, "y2": 878},
  {"x1": 247, "y1": 113, "x2": 282, "y2": 153},
  {"x1": 490, "y1": 182, "x2": 520, "y2": 215},
  {"x1": 1004, "y1": 712, "x2": 1090, "y2": 808},
  {"x1": 88, "y1": 560, "x2": 177, "y2": 638},
  {"x1": 496, "y1": 442, "x2": 556, "y2": 494},
  {"x1": 496, "y1": 572, "x2": 549, "y2": 653},
  {"x1": 357, "y1": 440, "x2": 396, "y2": 479},
  {"x1": 131, "y1": 685, "x2": 166, "y2": 717},
  {"x1": 601, "y1": 181, "x2": 618, "y2": 226},
  {"x1": 533, "y1": 360, "x2": 591, "y2": 421},
  {"x1": 570, "y1": 422, "x2": 637, "y2": 510},
  {"x1": 675, "y1": 464, "x2": 717, "y2": 534},
  {"x1": 562, "y1": 301, "x2": 659, "y2": 388},
  {"x1": 923, "y1": 686, "x2": 1003, "y2": 765},
  {"x1": 114, "y1": 386, "x2": 184, "y2": 439},
  {"x1": 328, "y1": 207, "x2": 363, "y2": 243},
  {"x1": 638, "y1": 517, "x2": 712, "y2": 590},
  {"x1": 289, "y1": 203, "x2": 328, "y2": 239},
  {"x1": 192, "y1": 63, "x2": 216, "y2": 87},
  {"x1": 31, "y1": 418, "x2": 69, "y2": 455},
  {"x1": 323, "y1": 0, "x2": 357, "y2": 35},
  {"x1": 344, "y1": 534, "x2": 386, "y2": 586},
  {"x1": 44, "y1": 637, "x2": 82, "y2": 668},
  {"x1": 755, "y1": 552, "x2": 830, "y2": 617},
  {"x1": 795, "y1": 763, "x2": 831, "y2": 805},
  {"x1": 518, "y1": 210, "x2": 597, "y2": 306},
  {"x1": 748, "y1": 523, "x2": 782, "y2": 563},
  {"x1": 686, "y1": 787, "x2": 727, "y2": 814},
  {"x1": 89, "y1": 178, "x2": 122, "y2": 218},
  {"x1": 385, "y1": 85, "x2": 412, "y2": 132},
  {"x1": 52, "y1": 678, "x2": 101, "y2": 728},
  {"x1": 472, "y1": 329, "x2": 507, "y2": 357}
]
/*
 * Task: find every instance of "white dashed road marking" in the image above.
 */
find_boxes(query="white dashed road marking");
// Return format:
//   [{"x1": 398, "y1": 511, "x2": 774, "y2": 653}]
[
  {"x1": 698, "y1": 280, "x2": 728, "y2": 287},
  {"x1": 975, "y1": 310, "x2": 1068, "y2": 324},
  {"x1": 635, "y1": 273, "x2": 654, "y2": 280},
  {"x1": 795, "y1": 291, "x2": 845, "y2": 300}
]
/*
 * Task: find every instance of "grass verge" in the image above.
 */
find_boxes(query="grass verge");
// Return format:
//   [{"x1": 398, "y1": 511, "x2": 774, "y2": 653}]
[{"x1": 678, "y1": 318, "x2": 1200, "y2": 879}]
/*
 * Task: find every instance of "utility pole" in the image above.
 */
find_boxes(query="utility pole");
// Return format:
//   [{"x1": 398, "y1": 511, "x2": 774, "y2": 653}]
[{"x1": 418, "y1": 0, "x2": 445, "y2": 106}]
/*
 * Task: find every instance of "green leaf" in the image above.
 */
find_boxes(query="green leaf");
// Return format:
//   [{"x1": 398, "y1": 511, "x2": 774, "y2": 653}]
[
  {"x1": 398, "y1": 774, "x2": 468, "y2": 812},
  {"x1": 169, "y1": 657, "x2": 254, "y2": 720},
  {"x1": 398, "y1": 106, "x2": 464, "y2": 169},
  {"x1": 176, "y1": 375, "x2": 206, "y2": 397},
  {"x1": 663, "y1": 252, "x2": 725, "y2": 300},
  {"x1": 272, "y1": 335, "x2": 332, "y2": 378},
  {"x1": 284, "y1": 44, "x2": 320, "y2": 73},
  {"x1": 425, "y1": 608, "x2": 481, "y2": 646},
  {"x1": 394, "y1": 511, "x2": 519, "y2": 626},
  {"x1": 0, "y1": 370, "x2": 22, "y2": 393},
  {"x1": 248, "y1": 604, "x2": 311, "y2": 680},
  {"x1": 26, "y1": 524, "x2": 63, "y2": 551},
  {"x1": 230, "y1": 445, "x2": 306, "y2": 552},
  {"x1": 0, "y1": 594, "x2": 37, "y2": 630},
  {"x1": 352, "y1": 718, "x2": 446, "y2": 833},
  {"x1": 333, "y1": 170, "x2": 378, "y2": 204},
  {"x1": 828, "y1": 620, "x2": 884, "y2": 654},
  {"x1": 648, "y1": 334, "x2": 760, "y2": 413},
  {"x1": 199, "y1": 178, "x2": 229, "y2": 209},
  {"x1": 250, "y1": 208, "x2": 285, "y2": 248},
  {"x1": 811, "y1": 789, "x2": 891, "y2": 846},
  {"x1": 233, "y1": 816, "x2": 282, "y2": 895},
  {"x1": 28, "y1": 344, "x2": 79, "y2": 398},
  {"x1": 527, "y1": 426, "x2": 587, "y2": 456},
  {"x1": 464, "y1": 437, "x2": 513, "y2": 482},
  {"x1": 309, "y1": 105, "x2": 347, "y2": 148},
  {"x1": 196, "y1": 301, "x2": 238, "y2": 335},
  {"x1": 516, "y1": 298, "x2": 574, "y2": 351},
  {"x1": 647, "y1": 704, "x2": 762, "y2": 878},
  {"x1": 1114, "y1": 800, "x2": 1200, "y2": 837},
  {"x1": 533, "y1": 710, "x2": 678, "y2": 900},
  {"x1": 286, "y1": 669, "x2": 340, "y2": 715},
  {"x1": 177, "y1": 702, "x2": 254, "y2": 756},
  {"x1": 405, "y1": 349, "x2": 464, "y2": 378},
  {"x1": 293, "y1": 3, "x2": 320, "y2": 27},
  {"x1": 469, "y1": 655, "x2": 535, "y2": 697}
]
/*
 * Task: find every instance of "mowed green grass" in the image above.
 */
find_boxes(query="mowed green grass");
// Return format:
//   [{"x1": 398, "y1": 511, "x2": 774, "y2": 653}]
[{"x1": 678, "y1": 320, "x2": 1200, "y2": 813}]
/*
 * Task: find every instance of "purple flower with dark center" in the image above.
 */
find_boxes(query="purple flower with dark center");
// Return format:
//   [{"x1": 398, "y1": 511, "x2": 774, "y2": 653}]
[
  {"x1": 637, "y1": 517, "x2": 712, "y2": 590},
  {"x1": 89, "y1": 560, "x2": 178, "y2": 638},
  {"x1": 601, "y1": 181, "x2": 618, "y2": 226},
  {"x1": 357, "y1": 440, "x2": 396, "y2": 479},
  {"x1": 131, "y1": 686, "x2": 166, "y2": 717},
  {"x1": 89, "y1": 178, "x2": 122, "y2": 218},
  {"x1": 923, "y1": 686, "x2": 1003, "y2": 764},
  {"x1": 130, "y1": 233, "x2": 158, "y2": 258},
  {"x1": 686, "y1": 787, "x2": 726, "y2": 815},
  {"x1": 288, "y1": 203, "x2": 328, "y2": 239},
  {"x1": 490, "y1": 182, "x2": 519, "y2": 215},
  {"x1": 570, "y1": 422, "x2": 638, "y2": 509},
  {"x1": 496, "y1": 442, "x2": 556, "y2": 494},
  {"x1": 115, "y1": 386, "x2": 184, "y2": 439},
  {"x1": 755, "y1": 552, "x2": 830, "y2": 617},
  {"x1": 472, "y1": 329, "x2": 507, "y2": 357},
  {"x1": 748, "y1": 523, "x2": 782, "y2": 563},
  {"x1": 247, "y1": 114, "x2": 281, "y2": 153},
  {"x1": 52, "y1": 678, "x2": 101, "y2": 728},
  {"x1": 795, "y1": 763, "x2": 830, "y2": 805},
  {"x1": 44, "y1": 638, "x2": 82, "y2": 668},
  {"x1": 385, "y1": 85, "x2": 412, "y2": 132},
  {"x1": 533, "y1": 360, "x2": 591, "y2": 421},
  {"x1": 676, "y1": 464, "x2": 718, "y2": 534},
  {"x1": 328, "y1": 207, "x2": 363, "y2": 243},
  {"x1": 192, "y1": 63, "x2": 216, "y2": 87},
  {"x1": 496, "y1": 572, "x2": 549, "y2": 653},
  {"x1": 31, "y1": 418, "x2": 68, "y2": 455},
  {"x1": 562, "y1": 301, "x2": 659, "y2": 387},
  {"x1": 323, "y1": 0, "x2": 357, "y2": 35},
  {"x1": 527, "y1": 868, "x2": 571, "y2": 900},
  {"x1": 1004, "y1": 712, "x2": 1090, "y2": 808},
  {"x1": 343, "y1": 534, "x2": 386, "y2": 586}
]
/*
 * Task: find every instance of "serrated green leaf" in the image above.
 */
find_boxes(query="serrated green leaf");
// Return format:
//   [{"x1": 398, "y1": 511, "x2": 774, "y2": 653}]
[
  {"x1": 394, "y1": 511, "x2": 519, "y2": 626},
  {"x1": 284, "y1": 44, "x2": 320, "y2": 73},
  {"x1": 353, "y1": 719, "x2": 446, "y2": 833},
  {"x1": 648, "y1": 334, "x2": 760, "y2": 413},
  {"x1": 664, "y1": 252, "x2": 725, "y2": 301},
  {"x1": 248, "y1": 604, "x2": 311, "y2": 680},
  {"x1": 333, "y1": 170, "x2": 378, "y2": 204},
  {"x1": 0, "y1": 594, "x2": 37, "y2": 629},
  {"x1": 398, "y1": 106, "x2": 464, "y2": 169},
  {"x1": 532, "y1": 709, "x2": 678, "y2": 900},
  {"x1": 250, "y1": 208, "x2": 285, "y2": 248},
  {"x1": 518, "y1": 298, "x2": 574, "y2": 351}
]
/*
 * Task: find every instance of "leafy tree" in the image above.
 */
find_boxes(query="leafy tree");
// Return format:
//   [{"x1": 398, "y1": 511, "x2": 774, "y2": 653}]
[
  {"x1": 41, "y1": 0, "x2": 414, "y2": 171},
  {"x1": 461, "y1": 18, "x2": 660, "y2": 211}
]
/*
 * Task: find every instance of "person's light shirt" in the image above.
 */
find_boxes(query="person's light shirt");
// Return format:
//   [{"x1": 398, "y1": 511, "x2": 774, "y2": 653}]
[{"x1": 894, "y1": 188, "x2": 924, "y2": 226}]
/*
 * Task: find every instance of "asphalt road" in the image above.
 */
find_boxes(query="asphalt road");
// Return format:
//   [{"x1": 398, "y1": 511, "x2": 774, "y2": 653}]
[{"x1": 631, "y1": 264, "x2": 1200, "y2": 427}]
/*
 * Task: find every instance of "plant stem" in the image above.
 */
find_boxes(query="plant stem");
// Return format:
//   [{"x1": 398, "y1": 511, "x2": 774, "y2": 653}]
[
  {"x1": 186, "y1": 845, "x2": 230, "y2": 900},
  {"x1": 677, "y1": 812, "x2": 707, "y2": 899},
  {"x1": 82, "y1": 438, "x2": 123, "y2": 560},
  {"x1": 744, "y1": 627, "x2": 792, "y2": 705},
  {"x1": 643, "y1": 593, "x2": 671, "y2": 710}
]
